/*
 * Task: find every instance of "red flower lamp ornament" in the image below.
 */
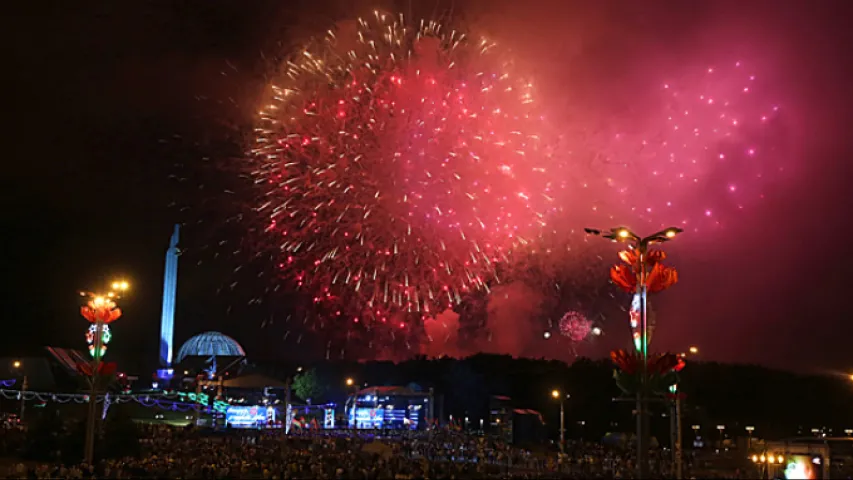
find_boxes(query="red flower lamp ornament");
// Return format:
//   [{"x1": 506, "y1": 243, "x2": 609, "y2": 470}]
[
  {"x1": 611, "y1": 248, "x2": 678, "y2": 352},
  {"x1": 611, "y1": 349, "x2": 685, "y2": 396},
  {"x1": 80, "y1": 298, "x2": 122, "y2": 324}
]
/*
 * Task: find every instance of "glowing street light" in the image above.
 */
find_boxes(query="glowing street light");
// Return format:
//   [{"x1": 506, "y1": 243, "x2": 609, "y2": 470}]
[
  {"x1": 11, "y1": 360, "x2": 26, "y2": 423},
  {"x1": 585, "y1": 226, "x2": 682, "y2": 479},
  {"x1": 689, "y1": 346, "x2": 699, "y2": 355},
  {"x1": 346, "y1": 377, "x2": 355, "y2": 387},
  {"x1": 551, "y1": 390, "x2": 569, "y2": 453}
]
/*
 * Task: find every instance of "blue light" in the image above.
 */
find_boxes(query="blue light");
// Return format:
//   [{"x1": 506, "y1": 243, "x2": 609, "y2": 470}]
[{"x1": 159, "y1": 225, "x2": 180, "y2": 368}]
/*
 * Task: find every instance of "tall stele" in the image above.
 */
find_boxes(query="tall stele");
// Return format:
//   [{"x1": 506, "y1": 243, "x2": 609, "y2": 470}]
[{"x1": 158, "y1": 224, "x2": 180, "y2": 380}]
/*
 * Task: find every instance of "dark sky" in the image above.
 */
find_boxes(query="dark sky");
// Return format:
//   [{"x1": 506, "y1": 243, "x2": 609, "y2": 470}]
[{"x1": 4, "y1": 0, "x2": 853, "y2": 375}]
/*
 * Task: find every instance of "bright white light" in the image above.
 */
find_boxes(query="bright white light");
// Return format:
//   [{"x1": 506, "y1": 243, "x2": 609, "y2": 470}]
[{"x1": 543, "y1": 332, "x2": 551, "y2": 339}]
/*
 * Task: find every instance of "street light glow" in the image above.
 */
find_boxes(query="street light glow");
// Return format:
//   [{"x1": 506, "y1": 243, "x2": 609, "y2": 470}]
[
  {"x1": 12, "y1": 361, "x2": 21, "y2": 369},
  {"x1": 689, "y1": 346, "x2": 699, "y2": 354},
  {"x1": 551, "y1": 389, "x2": 560, "y2": 399},
  {"x1": 346, "y1": 377, "x2": 354, "y2": 386},
  {"x1": 618, "y1": 229, "x2": 631, "y2": 238},
  {"x1": 112, "y1": 281, "x2": 129, "y2": 291}
]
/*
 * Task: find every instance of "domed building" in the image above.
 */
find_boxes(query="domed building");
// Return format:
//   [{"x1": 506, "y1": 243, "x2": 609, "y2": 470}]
[{"x1": 176, "y1": 331, "x2": 245, "y2": 363}]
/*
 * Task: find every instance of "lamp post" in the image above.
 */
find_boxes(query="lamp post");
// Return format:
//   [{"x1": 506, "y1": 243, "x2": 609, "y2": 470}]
[
  {"x1": 81, "y1": 280, "x2": 128, "y2": 464},
  {"x1": 551, "y1": 389, "x2": 569, "y2": 454},
  {"x1": 745, "y1": 426, "x2": 755, "y2": 451},
  {"x1": 585, "y1": 226, "x2": 682, "y2": 479},
  {"x1": 752, "y1": 452, "x2": 782, "y2": 480},
  {"x1": 11, "y1": 361, "x2": 26, "y2": 424},
  {"x1": 670, "y1": 346, "x2": 698, "y2": 480},
  {"x1": 716, "y1": 425, "x2": 726, "y2": 449}
]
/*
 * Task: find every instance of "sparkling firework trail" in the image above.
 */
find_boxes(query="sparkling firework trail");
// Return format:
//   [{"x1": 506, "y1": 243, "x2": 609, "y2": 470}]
[
  {"x1": 579, "y1": 61, "x2": 784, "y2": 231},
  {"x1": 249, "y1": 12, "x2": 557, "y2": 329}
]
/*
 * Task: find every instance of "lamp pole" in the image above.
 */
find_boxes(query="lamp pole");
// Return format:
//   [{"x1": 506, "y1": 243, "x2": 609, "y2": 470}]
[
  {"x1": 84, "y1": 316, "x2": 105, "y2": 465},
  {"x1": 551, "y1": 390, "x2": 568, "y2": 454},
  {"x1": 12, "y1": 361, "x2": 27, "y2": 424},
  {"x1": 81, "y1": 280, "x2": 128, "y2": 465},
  {"x1": 716, "y1": 425, "x2": 726, "y2": 450},
  {"x1": 746, "y1": 426, "x2": 755, "y2": 451},
  {"x1": 585, "y1": 226, "x2": 682, "y2": 479}
]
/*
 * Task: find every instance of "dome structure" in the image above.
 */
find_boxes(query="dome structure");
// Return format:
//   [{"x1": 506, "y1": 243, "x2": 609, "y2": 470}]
[{"x1": 176, "y1": 331, "x2": 245, "y2": 362}]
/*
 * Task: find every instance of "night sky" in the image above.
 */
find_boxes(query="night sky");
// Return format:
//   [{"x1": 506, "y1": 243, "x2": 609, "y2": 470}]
[{"x1": 5, "y1": 0, "x2": 853, "y2": 375}]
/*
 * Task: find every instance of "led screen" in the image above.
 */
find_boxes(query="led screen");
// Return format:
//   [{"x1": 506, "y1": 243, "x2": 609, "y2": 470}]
[
  {"x1": 783, "y1": 455, "x2": 822, "y2": 480},
  {"x1": 225, "y1": 406, "x2": 275, "y2": 428}
]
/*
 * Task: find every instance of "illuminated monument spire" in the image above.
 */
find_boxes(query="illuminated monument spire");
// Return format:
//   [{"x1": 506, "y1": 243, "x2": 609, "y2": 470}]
[{"x1": 157, "y1": 224, "x2": 180, "y2": 380}]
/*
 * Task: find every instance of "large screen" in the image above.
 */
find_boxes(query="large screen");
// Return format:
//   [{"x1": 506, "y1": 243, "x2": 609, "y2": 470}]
[
  {"x1": 225, "y1": 406, "x2": 275, "y2": 428},
  {"x1": 783, "y1": 455, "x2": 822, "y2": 480}
]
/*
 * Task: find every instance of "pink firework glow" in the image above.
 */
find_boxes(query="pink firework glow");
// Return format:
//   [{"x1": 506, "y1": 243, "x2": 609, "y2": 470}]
[
  {"x1": 250, "y1": 12, "x2": 557, "y2": 327},
  {"x1": 574, "y1": 61, "x2": 784, "y2": 232},
  {"x1": 233, "y1": 9, "x2": 789, "y2": 353},
  {"x1": 559, "y1": 311, "x2": 592, "y2": 342}
]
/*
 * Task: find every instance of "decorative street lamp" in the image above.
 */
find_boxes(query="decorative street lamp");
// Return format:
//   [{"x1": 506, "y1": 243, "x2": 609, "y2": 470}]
[
  {"x1": 585, "y1": 226, "x2": 682, "y2": 479},
  {"x1": 79, "y1": 280, "x2": 129, "y2": 464}
]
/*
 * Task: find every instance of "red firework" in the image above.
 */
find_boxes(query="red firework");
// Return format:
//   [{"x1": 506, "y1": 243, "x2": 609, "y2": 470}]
[
  {"x1": 250, "y1": 12, "x2": 557, "y2": 326},
  {"x1": 573, "y1": 61, "x2": 784, "y2": 231},
  {"x1": 559, "y1": 311, "x2": 592, "y2": 342}
]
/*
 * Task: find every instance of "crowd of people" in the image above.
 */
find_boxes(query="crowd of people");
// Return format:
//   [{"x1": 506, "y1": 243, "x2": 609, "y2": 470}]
[{"x1": 1, "y1": 423, "x2": 755, "y2": 479}]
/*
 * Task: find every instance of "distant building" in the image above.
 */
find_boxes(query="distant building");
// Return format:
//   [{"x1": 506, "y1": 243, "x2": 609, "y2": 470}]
[
  {"x1": 489, "y1": 395, "x2": 513, "y2": 442},
  {"x1": 488, "y1": 395, "x2": 546, "y2": 445}
]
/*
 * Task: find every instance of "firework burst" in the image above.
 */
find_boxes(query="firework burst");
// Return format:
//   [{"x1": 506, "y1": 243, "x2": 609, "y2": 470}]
[
  {"x1": 249, "y1": 11, "x2": 557, "y2": 329},
  {"x1": 575, "y1": 61, "x2": 784, "y2": 231},
  {"x1": 558, "y1": 310, "x2": 593, "y2": 342}
]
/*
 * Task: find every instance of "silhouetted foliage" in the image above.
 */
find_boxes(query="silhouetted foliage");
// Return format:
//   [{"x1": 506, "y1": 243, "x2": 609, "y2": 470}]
[
  {"x1": 292, "y1": 355, "x2": 853, "y2": 443},
  {"x1": 292, "y1": 368, "x2": 327, "y2": 403}
]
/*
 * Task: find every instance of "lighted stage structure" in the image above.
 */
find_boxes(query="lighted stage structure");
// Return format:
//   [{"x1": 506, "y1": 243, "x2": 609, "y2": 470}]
[
  {"x1": 345, "y1": 386, "x2": 433, "y2": 430},
  {"x1": 224, "y1": 403, "x2": 336, "y2": 430}
]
